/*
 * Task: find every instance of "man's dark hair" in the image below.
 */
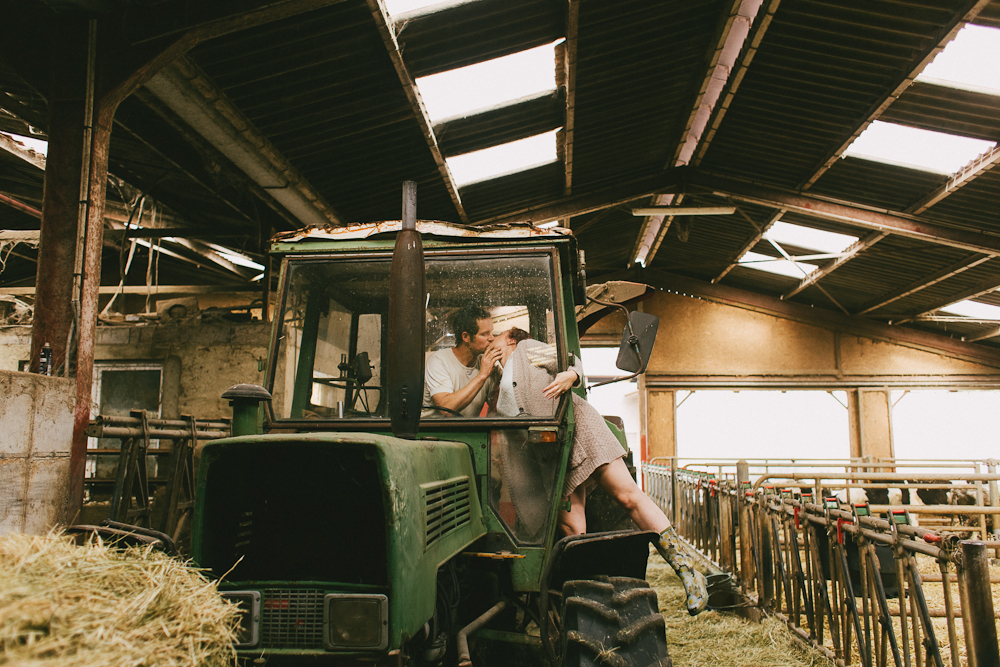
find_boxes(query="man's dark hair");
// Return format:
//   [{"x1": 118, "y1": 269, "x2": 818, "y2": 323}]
[{"x1": 452, "y1": 306, "x2": 491, "y2": 347}]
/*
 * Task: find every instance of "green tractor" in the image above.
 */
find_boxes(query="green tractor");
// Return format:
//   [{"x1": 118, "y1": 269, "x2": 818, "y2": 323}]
[{"x1": 196, "y1": 184, "x2": 670, "y2": 666}]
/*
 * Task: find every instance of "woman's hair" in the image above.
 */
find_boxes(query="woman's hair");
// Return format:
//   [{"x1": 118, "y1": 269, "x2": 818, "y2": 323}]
[{"x1": 508, "y1": 327, "x2": 532, "y2": 343}]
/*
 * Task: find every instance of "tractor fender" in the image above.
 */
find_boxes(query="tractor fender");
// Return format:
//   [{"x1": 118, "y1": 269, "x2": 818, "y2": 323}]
[{"x1": 544, "y1": 530, "x2": 657, "y2": 594}]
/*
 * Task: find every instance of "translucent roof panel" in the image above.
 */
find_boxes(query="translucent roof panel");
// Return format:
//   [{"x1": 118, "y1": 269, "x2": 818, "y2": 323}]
[
  {"x1": 448, "y1": 129, "x2": 559, "y2": 186},
  {"x1": 765, "y1": 221, "x2": 858, "y2": 254},
  {"x1": 843, "y1": 121, "x2": 996, "y2": 174},
  {"x1": 1, "y1": 132, "x2": 48, "y2": 156},
  {"x1": 917, "y1": 24, "x2": 1000, "y2": 95},
  {"x1": 416, "y1": 41, "x2": 559, "y2": 122},
  {"x1": 384, "y1": 0, "x2": 467, "y2": 17},
  {"x1": 939, "y1": 300, "x2": 1000, "y2": 320},
  {"x1": 737, "y1": 251, "x2": 817, "y2": 279}
]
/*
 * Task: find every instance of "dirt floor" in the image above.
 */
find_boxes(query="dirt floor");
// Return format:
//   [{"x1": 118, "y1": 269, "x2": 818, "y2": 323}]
[{"x1": 645, "y1": 552, "x2": 833, "y2": 667}]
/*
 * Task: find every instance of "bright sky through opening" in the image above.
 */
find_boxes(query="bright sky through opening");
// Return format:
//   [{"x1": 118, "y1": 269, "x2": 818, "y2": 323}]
[
  {"x1": 447, "y1": 130, "x2": 559, "y2": 186},
  {"x1": 383, "y1": 0, "x2": 463, "y2": 17},
  {"x1": 738, "y1": 251, "x2": 817, "y2": 279},
  {"x1": 738, "y1": 222, "x2": 856, "y2": 278},
  {"x1": 1, "y1": 132, "x2": 48, "y2": 156},
  {"x1": 940, "y1": 300, "x2": 1000, "y2": 320},
  {"x1": 765, "y1": 221, "x2": 858, "y2": 253},
  {"x1": 917, "y1": 24, "x2": 1000, "y2": 94},
  {"x1": 416, "y1": 42, "x2": 559, "y2": 122},
  {"x1": 844, "y1": 121, "x2": 996, "y2": 174}
]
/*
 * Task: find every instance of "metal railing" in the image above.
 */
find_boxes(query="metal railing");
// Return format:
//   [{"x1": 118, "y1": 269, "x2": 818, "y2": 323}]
[
  {"x1": 643, "y1": 458, "x2": 1000, "y2": 667},
  {"x1": 84, "y1": 411, "x2": 230, "y2": 540}
]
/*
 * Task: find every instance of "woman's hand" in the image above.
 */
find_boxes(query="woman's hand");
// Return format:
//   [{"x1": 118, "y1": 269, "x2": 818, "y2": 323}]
[{"x1": 543, "y1": 370, "x2": 579, "y2": 399}]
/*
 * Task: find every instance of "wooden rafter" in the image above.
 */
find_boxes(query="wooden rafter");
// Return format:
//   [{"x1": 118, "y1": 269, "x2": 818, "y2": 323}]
[
  {"x1": 562, "y1": 0, "x2": 578, "y2": 208},
  {"x1": 800, "y1": 0, "x2": 993, "y2": 190},
  {"x1": 906, "y1": 144, "x2": 1000, "y2": 214},
  {"x1": 694, "y1": 0, "x2": 782, "y2": 166},
  {"x1": 782, "y1": 231, "x2": 887, "y2": 300},
  {"x1": 366, "y1": 0, "x2": 469, "y2": 224},
  {"x1": 855, "y1": 253, "x2": 994, "y2": 315},
  {"x1": 633, "y1": 0, "x2": 766, "y2": 266},
  {"x1": 712, "y1": 208, "x2": 782, "y2": 284},
  {"x1": 475, "y1": 168, "x2": 686, "y2": 227},
  {"x1": 688, "y1": 170, "x2": 1000, "y2": 255},
  {"x1": 909, "y1": 273, "x2": 1000, "y2": 320}
]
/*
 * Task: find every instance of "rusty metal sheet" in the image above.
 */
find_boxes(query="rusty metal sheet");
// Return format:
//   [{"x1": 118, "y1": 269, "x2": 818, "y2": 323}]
[{"x1": 272, "y1": 220, "x2": 571, "y2": 244}]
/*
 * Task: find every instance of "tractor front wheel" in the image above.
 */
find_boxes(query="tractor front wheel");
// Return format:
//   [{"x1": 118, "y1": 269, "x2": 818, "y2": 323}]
[{"x1": 560, "y1": 576, "x2": 671, "y2": 667}]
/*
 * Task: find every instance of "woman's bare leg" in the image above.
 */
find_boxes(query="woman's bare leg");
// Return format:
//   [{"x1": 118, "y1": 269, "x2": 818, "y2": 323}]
[
  {"x1": 594, "y1": 457, "x2": 707, "y2": 615},
  {"x1": 557, "y1": 486, "x2": 588, "y2": 536},
  {"x1": 593, "y1": 457, "x2": 670, "y2": 533}
]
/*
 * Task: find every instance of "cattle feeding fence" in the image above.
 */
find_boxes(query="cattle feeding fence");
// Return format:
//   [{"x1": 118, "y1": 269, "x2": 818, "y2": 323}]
[{"x1": 642, "y1": 458, "x2": 1000, "y2": 667}]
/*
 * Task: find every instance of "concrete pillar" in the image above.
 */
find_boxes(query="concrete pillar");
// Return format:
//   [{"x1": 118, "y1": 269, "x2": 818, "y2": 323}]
[
  {"x1": 645, "y1": 388, "x2": 676, "y2": 461},
  {"x1": 848, "y1": 388, "x2": 894, "y2": 461}
]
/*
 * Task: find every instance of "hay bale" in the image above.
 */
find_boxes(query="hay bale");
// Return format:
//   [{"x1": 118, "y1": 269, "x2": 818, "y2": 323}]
[{"x1": 0, "y1": 532, "x2": 238, "y2": 667}]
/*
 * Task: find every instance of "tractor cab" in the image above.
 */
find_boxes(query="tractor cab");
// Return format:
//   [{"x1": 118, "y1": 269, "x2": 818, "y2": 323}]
[{"x1": 268, "y1": 221, "x2": 572, "y2": 425}]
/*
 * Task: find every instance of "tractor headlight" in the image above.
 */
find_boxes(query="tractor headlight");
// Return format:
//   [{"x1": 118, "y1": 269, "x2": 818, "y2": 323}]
[
  {"x1": 221, "y1": 591, "x2": 260, "y2": 648},
  {"x1": 323, "y1": 594, "x2": 388, "y2": 650}
]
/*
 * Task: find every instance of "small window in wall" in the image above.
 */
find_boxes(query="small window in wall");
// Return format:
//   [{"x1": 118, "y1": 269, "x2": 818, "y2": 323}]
[
  {"x1": 891, "y1": 390, "x2": 1000, "y2": 461},
  {"x1": 675, "y1": 390, "x2": 850, "y2": 461},
  {"x1": 87, "y1": 364, "x2": 164, "y2": 500}
]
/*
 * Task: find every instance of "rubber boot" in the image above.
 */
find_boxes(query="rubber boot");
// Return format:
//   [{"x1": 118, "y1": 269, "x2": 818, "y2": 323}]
[{"x1": 655, "y1": 527, "x2": 708, "y2": 616}]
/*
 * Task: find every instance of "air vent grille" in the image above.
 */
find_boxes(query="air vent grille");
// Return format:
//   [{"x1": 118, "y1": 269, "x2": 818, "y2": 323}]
[{"x1": 424, "y1": 477, "x2": 471, "y2": 549}]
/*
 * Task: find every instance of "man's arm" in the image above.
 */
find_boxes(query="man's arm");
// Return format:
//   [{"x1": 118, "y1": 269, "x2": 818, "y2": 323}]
[{"x1": 431, "y1": 347, "x2": 501, "y2": 414}]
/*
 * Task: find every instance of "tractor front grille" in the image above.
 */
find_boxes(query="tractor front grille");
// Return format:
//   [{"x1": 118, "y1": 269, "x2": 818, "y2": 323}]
[
  {"x1": 424, "y1": 477, "x2": 471, "y2": 550},
  {"x1": 260, "y1": 588, "x2": 325, "y2": 648}
]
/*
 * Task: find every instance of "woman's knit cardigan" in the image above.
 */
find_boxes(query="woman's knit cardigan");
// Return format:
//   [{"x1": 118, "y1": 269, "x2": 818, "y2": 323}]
[{"x1": 502, "y1": 339, "x2": 626, "y2": 495}]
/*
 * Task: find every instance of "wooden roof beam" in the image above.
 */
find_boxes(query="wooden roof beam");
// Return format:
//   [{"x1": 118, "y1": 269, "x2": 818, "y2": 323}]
[
  {"x1": 367, "y1": 0, "x2": 469, "y2": 224},
  {"x1": 632, "y1": 0, "x2": 766, "y2": 267},
  {"x1": 855, "y1": 253, "x2": 994, "y2": 315},
  {"x1": 689, "y1": 170, "x2": 1000, "y2": 255},
  {"x1": 907, "y1": 144, "x2": 1000, "y2": 214},
  {"x1": 144, "y1": 59, "x2": 343, "y2": 228},
  {"x1": 782, "y1": 231, "x2": 887, "y2": 300},
  {"x1": 907, "y1": 274, "x2": 1000, "y2": 320},
  {"x1": 800, "y1": 0, "x2": 993, "y2": 190},
  {"x1": 474, "y1": 168, "x2": 687, "y2": 227},
  {"x1": 712, "y1": 208, "x2": 782, "y2": 283},
  {"x1": 561, "y1": 0, "x2": 579, "y2": 217}
]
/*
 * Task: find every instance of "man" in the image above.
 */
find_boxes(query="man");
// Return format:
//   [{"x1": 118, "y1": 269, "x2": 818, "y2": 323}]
[{"x1": 422, "y1": 306, "x2": 502, "y2": 417}]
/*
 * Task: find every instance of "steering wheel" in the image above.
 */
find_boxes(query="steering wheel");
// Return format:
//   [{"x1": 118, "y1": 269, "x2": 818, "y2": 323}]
[{"x1": 423, "y1": 404, "x2": 464, "y2": 417}]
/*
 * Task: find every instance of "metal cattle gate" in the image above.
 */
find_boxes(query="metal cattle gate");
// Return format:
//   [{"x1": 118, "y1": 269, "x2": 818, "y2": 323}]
[
  {"x1": 643, "y1": 458, "x2": 1000, "y2": 667},
  {"x1": 84, "y1": 411, "x2": 230, "y2": 540}
]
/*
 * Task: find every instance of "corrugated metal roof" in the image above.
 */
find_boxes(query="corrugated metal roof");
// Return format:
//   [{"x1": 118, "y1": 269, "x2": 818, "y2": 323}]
[{"x1": 4, "y1": 0, "x2": 1000, "y2": 349}]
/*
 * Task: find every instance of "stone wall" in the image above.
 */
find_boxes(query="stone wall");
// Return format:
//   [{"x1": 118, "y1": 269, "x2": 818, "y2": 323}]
[{"x1": 0, "y1": 321, "x2": 270, "y2": 421}]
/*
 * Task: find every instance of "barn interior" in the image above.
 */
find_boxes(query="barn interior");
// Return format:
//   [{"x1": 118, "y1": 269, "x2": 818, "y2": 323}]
[{"x1": 2, "y1": 0, "x2": 1000, "y2": 664}]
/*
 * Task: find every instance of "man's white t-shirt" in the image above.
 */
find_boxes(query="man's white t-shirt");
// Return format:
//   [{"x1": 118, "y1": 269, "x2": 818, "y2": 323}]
[{"x1": 422, "y1": 347, "x2": 488, "y2": 417}]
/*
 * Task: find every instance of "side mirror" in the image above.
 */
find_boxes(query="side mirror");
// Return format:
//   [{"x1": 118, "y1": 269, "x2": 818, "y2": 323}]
[{"x1": 616, "y1": 311, "x2": 658, "y2": 374}]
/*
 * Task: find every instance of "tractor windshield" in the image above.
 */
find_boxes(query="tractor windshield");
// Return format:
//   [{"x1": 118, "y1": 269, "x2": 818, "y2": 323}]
[{"x1": 269, "y1": 250, "x2": 563, "y2": 422}]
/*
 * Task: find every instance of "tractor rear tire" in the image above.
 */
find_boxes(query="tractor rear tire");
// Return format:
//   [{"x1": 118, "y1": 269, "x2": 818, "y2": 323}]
[{"x1": 561, "y1": 576, "x2": 671, "y2": 667}]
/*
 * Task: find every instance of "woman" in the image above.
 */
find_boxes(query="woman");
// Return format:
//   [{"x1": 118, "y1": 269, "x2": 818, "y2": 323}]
[{"x1": 492, "y1": 327, "x2": 708, "y2": 615}]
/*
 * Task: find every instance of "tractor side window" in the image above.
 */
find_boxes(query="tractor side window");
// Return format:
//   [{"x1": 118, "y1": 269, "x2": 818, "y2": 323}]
[
  {"x1": 488, "y1": 428, "x2": 561, "y2": 544},
  {"x1": 274, "y1": 260, "x2": 389, "y2": 419}
]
